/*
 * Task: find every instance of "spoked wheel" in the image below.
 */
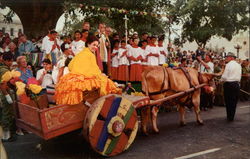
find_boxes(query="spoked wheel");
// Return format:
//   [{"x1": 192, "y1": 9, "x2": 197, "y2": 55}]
[{"x1": 83, "y1": 94, "x2": 138, "y2": 156}]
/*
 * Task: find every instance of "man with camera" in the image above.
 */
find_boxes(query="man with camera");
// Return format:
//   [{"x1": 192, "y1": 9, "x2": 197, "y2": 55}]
[
  {"x1": 36, "y1": 59, "x2": 53, "y2": 88},
  {"x1": 197, "y1": 54, "x2": 215, "y2": 111}
]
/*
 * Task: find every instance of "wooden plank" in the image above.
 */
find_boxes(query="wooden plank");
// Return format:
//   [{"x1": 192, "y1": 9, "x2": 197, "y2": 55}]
[
  {"x1": 89, "y1": 120, "x2": 105, "y2": 148},
  {"x1": 96, "y1": 97, "x2": 122, "y2": 152},
  {"x1": 41, "y1": 104, "x2": 86, "y2": 133},
  {"x1": 148, "y1": 83, "x2": 207, "y2": 106},
  {"x1": 104, "y1": 105, "x2": 135, "y2": 155},
  {"x1": 17, "y1": 119, "x2": 84, "y2": 140},
  {"x1": 17, "y1": 103, "x2": 42, "y2": 130},
  {"x1": 108, "y1": 133, "x2": 129, "y2": 156},
  {"x1": 100, "y1": 95, "x2": 115, "y2": 119}
]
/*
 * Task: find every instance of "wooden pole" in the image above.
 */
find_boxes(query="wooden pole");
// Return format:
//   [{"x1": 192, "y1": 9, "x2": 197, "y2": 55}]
[
  {"x1": 148, "y1": 83, "x2": 207, "y2": 106},
  {"x1": 123, "y1": 15, "x2": 129, "y2": 84}
]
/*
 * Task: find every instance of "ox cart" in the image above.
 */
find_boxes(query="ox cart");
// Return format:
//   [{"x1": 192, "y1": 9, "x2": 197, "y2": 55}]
[{"x1": 15, "y1": 83, "x2": 206, "y2": 157}]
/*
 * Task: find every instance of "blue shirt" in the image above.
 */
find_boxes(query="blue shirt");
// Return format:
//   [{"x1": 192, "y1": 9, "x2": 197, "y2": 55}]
[
  {"x1": 16, "y1": 68, "x2": 33, "y2": 83},
  {"x1": 18, "y1": 40, "x2": 35, "y2": 56}
]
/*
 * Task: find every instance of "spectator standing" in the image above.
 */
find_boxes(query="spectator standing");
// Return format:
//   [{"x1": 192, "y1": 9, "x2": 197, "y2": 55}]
[
  {"x1": 71, "y1": 30, "x2": 85, "y2": 56},
  {"x1": 0, "y1": 53, "x2": 16, "y2": 142},
  {"x1": 8, "y1": 43, "x2": 19, "y2": 60},
  {"x1": 221, "y1": 52, "x2": 242, "y2": 121},
  {"x1": 18, "y1": 35, "x2": 35, "y2": 63},
  {"x1": 198, "y1": 54, "x2": 215, "y2": 110},
  {"x1": 81, "y1": 29, "x2": 89, "y2": 42},
  {"x1": 82, "y1": 21, "x2": 90, "y2": 31},
  {"x1": 41, "y1": 31, "x2": 60, "y2": 66}
]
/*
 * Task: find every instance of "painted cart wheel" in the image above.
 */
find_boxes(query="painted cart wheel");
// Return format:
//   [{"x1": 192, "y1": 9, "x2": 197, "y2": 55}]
[{"x1": 83, "y1": 94, "x2": 138, "y2": 156}]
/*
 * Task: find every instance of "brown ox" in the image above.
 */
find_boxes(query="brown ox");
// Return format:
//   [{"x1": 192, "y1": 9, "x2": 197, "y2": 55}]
[{"x1": 141, "y1": 66, "x2": 214, "y2": 134}]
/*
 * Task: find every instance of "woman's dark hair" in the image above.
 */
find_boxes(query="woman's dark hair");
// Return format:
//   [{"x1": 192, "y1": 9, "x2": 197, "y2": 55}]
[
  {"x1": 2, "y1": 52, "x2": 14, "y2": 61},
  {"x1": 50, "y1": 30, "x2": 57, "y2": 34},
  {"x1": 61, "y1": 42, "x2": 70, "y2": 52},
  {"x1": 181, "y1": 58, "x2": 187, "y2": 63},
  {"x1": 85, "y1": 35, "x2": 99, "y2": 47},
  {"x1": 121, "y1": 40, "x2": 126, "y2": 44},
  {"x1": 65, "y1": 57, "x2": 73, "y2": 67},
  {"x1": 113, "y1": 40, "x2": 120, "y2": 45},
  {"x1": 74, "y1": 30, "x2": 82, "y2": 38},
  {"x1": 42, "y1": 58, "x2": 52, "y2": 65}
]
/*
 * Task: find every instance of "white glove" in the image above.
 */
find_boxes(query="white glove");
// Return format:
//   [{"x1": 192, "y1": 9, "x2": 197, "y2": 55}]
[{"x1": 5, "y1": 94, "x2": 13, "y2": 104}]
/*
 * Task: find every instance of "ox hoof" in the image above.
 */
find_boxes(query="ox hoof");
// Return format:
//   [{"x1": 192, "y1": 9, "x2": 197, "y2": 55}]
[
  {"x1": 180, "y1": 122, "x2": 187, "y2": 127},
  {"x1": 152, "y1": 127, "x2": 160, "y2": 134},
  {"x1": 197, "y1": 120, "x2": 204, "y2": 126},
  {"x1": 141, "y1": 130, "x2": 149, "y2": 136},
  {"x1": 152, "y1": 130, "x2": 160, "y2": 134}
]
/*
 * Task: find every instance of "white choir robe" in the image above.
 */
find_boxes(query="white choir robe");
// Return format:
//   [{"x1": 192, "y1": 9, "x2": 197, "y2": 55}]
[
  {"x1": 158, "y1": 46, "x2": 168, "y2": 65},
  {"x1": 145, "y1": 45, "x2": 160, "y2": 66}
]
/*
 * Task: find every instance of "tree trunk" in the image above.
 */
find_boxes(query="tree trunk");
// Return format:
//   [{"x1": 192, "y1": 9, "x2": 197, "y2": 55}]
[{"x1": 1, "y1": 0, "x2": 64, "y2": 38}]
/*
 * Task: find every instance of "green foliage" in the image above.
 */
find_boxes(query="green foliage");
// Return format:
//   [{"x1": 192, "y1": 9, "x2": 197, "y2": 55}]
[
  {"x1": 171, "y1": 0, "x2": 250, "y2": 47},
  {"x1": 63, "y1": 0, "x2": 170, "y2": 36}
]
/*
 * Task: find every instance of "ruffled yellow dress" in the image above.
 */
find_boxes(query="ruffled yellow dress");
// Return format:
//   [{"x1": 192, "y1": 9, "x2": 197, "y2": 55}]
[{"x1": 55, "y1": 48, "x2": 119, "y2": 105}]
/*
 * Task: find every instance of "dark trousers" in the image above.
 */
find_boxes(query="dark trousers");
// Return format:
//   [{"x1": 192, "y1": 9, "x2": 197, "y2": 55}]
[
  {"x1": 223, "y1": 82, "x2": 240, "y2": 121},
  {"x1": 102, "y1": 62, "x2": 108, "y2": 75},
  {"x1": 200, "y1": 89, "x2": 213, "y2": 110}
]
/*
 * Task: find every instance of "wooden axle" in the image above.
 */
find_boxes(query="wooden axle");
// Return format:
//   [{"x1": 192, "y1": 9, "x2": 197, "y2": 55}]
[{"x1": 148, "y1": 83, "x2": 207, "y2": 106}]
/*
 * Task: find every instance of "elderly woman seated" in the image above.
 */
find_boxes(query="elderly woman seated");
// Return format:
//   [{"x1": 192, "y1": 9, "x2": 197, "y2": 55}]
[{"x1": 16, "y1": 56, "x2": 34, "y2": 83}]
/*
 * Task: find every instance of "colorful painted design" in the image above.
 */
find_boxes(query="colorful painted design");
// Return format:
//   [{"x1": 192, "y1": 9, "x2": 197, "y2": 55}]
[{"x1": 84, "y1": 94, "x2": 138, "y2": 157}]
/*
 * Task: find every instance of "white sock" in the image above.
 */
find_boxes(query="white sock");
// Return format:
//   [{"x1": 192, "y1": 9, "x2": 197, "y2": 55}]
[{"x1": 2, "y1": 130, "x2": 10, "y2": 140}]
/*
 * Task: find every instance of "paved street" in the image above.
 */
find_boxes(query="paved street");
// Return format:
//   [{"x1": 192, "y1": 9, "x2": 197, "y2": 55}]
[{"x1": 3, "y1": 101, "x2": 250, "y2": 159}]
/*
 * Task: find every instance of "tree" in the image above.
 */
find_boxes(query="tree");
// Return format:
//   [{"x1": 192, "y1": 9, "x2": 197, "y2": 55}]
[
  {"x1": 0, "y1": 0, "x2": 170, "y2": 38},
  {"x1": 0, "y1": 0, "x2": 64, "y2": 38},
  {"x1": 170, "y1": 0, "x2": 249, "y2": 48},
  {"x1": 63, "y1": 0, "x2": 171, "y2": 36}
]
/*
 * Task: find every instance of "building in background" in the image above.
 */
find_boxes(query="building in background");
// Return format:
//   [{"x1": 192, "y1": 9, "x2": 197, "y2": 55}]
[
  {"x1": 0, "y1": 10, "x2": 23, "y2": 38},
  {"x1": 181, "y1": 30, "x2": 249, "y2": 60}
]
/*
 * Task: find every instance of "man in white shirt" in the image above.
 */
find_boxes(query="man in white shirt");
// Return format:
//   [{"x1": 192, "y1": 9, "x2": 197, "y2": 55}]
[
  {"x1": 41, "y1": 31, "x2": 61, "y2": 66},
  {"x1": 221, "y1": 52, "x2": 242, "y2": 121},
  {"x1": 198, "y1": 54, "x2": 214, "y2": 73},
  {"x1": 197, "y1": 54, "x2": 214, "y2": 110},
  {"x1": 71, "y1": 30, "x2": 85, "y2": 56}
]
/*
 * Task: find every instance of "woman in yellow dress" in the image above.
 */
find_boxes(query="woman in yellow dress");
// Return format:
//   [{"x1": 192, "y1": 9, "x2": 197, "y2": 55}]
[{"x1": 55, "y1": 35, "x2": 120, "y2": 105}]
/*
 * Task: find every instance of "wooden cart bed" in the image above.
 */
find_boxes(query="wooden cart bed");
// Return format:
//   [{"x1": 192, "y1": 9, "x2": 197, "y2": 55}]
[{"x1": 15, "y1": 94, "x2": 150, "y2": 140}]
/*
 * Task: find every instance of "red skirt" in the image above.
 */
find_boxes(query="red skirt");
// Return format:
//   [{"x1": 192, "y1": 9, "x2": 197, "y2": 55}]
[
  {"x1": 111, "y1": 67, "x2": 118, "y2": 80},
  {"x1": 118, "y1": 65, "x2": 129, "y2": 81},
  {"x1": 130, "y1": 64, "x2": 142, "y2": 81}
]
